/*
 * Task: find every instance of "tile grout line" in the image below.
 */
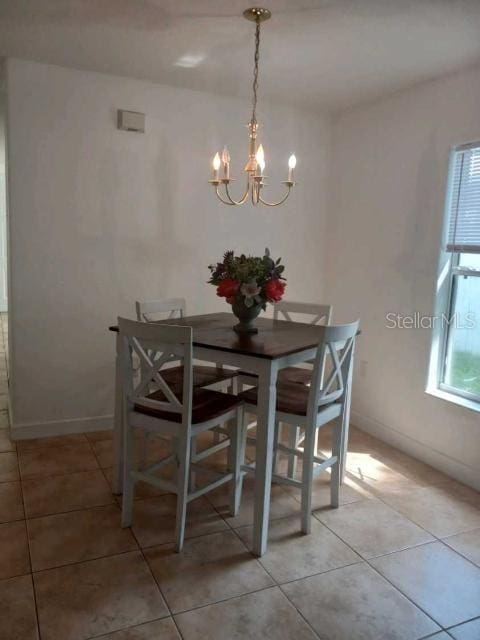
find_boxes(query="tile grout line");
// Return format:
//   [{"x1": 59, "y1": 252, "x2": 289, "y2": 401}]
[
  {"x1": 22, "y1": 495, "x2": 119, "y2": 523},
  {"x1": 268, "y1": 445, "x2": 480, "y2": 529},
  {"x1": 206, "y1": 451, "x2": 480, "y2": 634},
  {"x1": 138, "y1": 490, "x2": 281, "y2": 618},
  {"x1": 205, "y1": 485, "x2": 324, "y2": 640},
  {"x1": 418, "y1": 632, "x2": 454, "y2": 640},
  {"x1": 299, "y1": 455, "x2": 480, "y2": 572},
  {"x1": 368, "y1": 486, "x2": 480, "y2": 541},
  {"x1": 13, "y1": 429, "x2": 43, "y2": 639},
  {"x1": 205, "y1": 475, "x2": 449, "y2": 585},
  {"x1": 436, "y1": 536, "x2": 480, "y2": 572},
  {"x1": 22, "y1": 499, "x2": 118, "y2": 522},
  {"x1": 443, "y1": 613, "x2": 480, "y2": 634},
  {"x1": 313, "y1": 512, "x2": 449, "y2": 634},
  {"x1": 128, "y1": 523, "x2": 186, "y2": 640},
  {"x1": 340, "y1": 481, "x2": 480, "y2": 573},
  {"x1": 171, "y1": 583, "x2": 286, "y2": 618},
  {"x1": 2, "y1": 309, "x2": 43, "y2": 638},
  {"x1": 30, "y1": 547, "x2": 143, "y2": 577},
  {"x1": 108, "y1": 432, "x2": 207, "y2": 639},
  {"x1": 83, "y1": 617, "x2": 179, "y2": 640}
]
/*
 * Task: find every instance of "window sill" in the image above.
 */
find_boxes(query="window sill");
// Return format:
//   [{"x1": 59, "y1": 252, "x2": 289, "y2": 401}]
[{"x1": 426, "y1": 386, "x2": 480, "y2": 414}]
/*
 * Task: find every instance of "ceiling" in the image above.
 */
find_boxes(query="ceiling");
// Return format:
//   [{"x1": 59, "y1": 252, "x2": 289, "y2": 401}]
[{"x1": 1, "y1": 0, "x2": 480, "y2": 111}]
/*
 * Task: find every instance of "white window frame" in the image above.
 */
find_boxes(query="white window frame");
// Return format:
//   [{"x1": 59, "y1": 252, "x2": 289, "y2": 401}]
[{"x1": 427, "y1": 144, "x2": 480, "y2": 412}]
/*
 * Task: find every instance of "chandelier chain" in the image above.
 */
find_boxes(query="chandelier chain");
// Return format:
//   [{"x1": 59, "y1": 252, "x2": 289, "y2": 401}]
[{"x1": 251, "y1": 18, "x2": 261, "y2": 125}]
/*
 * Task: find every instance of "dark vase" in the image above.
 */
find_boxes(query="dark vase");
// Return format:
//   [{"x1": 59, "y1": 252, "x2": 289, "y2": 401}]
[{"x1": 231, "y1": 298, "x2": 263, "y2": 335}]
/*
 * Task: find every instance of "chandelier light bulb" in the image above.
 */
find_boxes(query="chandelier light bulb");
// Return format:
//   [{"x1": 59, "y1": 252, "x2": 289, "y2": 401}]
[
  {"x1": 212, "y1": 152, "x2": 221, "y2": 182},
  {"x1": 288, "y1": 154, "x2": 297, "y2": 182},
  {"x1": 256, "y1": 144, "x2": 265, "y2": 174}
]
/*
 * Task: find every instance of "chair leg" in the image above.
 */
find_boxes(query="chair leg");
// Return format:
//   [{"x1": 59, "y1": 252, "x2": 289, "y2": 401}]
[
  {"x1": 214, "y1": 380, "x2": 231, "y2": 444},
  {"x1": 287, "y1": 425, "x2": 300, "y2": 480},
  {"x1": 121, "y1": 422, "x2": 135, "y2": 528},
  {"x1": 300, "y1": 425, "x2": 316, "y2": 534},
  {"x1": 174, "y1": 435, "x2": 191, "y2": 553},
  {"x1": 313, "y1": 428, "x2": 319, "y2": 465},
  {"x1": 229, "y1": 405, "x2": 245, "y2": 516},
  {"x1": 138, "y1": 429, "x2": 149, "y2": 470},
  {"x1": 330, "y1": 416, "x2": 343, "y2": 508},
  {"x1": 272, "y1": 420, "x2": 280, "y2": 477},
  {"x1": 189, "y1": 436, "x2": 197, "y2": 492}
]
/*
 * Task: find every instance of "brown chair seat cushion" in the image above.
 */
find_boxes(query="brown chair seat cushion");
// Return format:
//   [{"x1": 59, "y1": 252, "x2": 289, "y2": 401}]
[
  {"x1": 134, "y1": 388, "x2": 241, "y2": 424},
  {"x1": 161, "y1": 364, "x2": 236, "y2": 391},
  {"x1": 239, "y1": 382, "x2": 312, "y2": 416},
  {"x1": 238, "y1": 366, "x2": 312, "y2": 385},
  {"x1": 278, "y1": 366, "x2": 312, "y2": 385}
]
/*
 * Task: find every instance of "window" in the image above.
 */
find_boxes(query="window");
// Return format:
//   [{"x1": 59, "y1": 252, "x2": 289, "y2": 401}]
[{"x1": 429, "y1": 143, "x2": 480, "y2": 408}]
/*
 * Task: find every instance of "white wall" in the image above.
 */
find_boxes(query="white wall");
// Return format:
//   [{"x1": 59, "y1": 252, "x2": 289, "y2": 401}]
[
  {"x1": 328, "y1": 64, "x2": 480, "y2": 489},
  {"x1": 0, "y1": 75, "x2": 7, "y2": 314},
  {"x1": 5, "y1": 59, "x2": 331, "y2": 436}
]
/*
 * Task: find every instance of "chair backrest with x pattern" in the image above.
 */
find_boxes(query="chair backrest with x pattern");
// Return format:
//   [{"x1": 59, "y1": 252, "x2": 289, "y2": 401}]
[
  {"x1": 136, "y1": 298, "x2": 186, "y2": 323},
  {"x1": 306, "y1": 321, "x2": 359, "y2": 417},
  {"x1": 273, "y1": 301, "x2": 332, "y2": 326},
  {"x1": 118, "y1": 317, "x2": 193, "y2": 426},
  {"x1": 274, "y1": 301, "x2": 333, "y2": 380}
]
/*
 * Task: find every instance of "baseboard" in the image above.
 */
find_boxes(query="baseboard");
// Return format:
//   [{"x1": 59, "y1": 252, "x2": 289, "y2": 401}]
[
  {"x1": 351, "y1": 410, "x2": 480, "y2": 492},
  {"x1": 10, "y1": 414, "x2": 113, "y2": 440}
]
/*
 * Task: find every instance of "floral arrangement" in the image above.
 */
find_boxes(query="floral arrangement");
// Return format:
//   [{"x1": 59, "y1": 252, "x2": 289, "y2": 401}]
[{"x1": 208, "y1": 248, "x2": 286, "y2": 310}]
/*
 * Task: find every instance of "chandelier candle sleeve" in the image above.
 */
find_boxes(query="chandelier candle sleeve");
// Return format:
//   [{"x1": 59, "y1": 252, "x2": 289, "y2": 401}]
[
  {"x1": 209, "y1": 7, "x2": 298, "y2": 207},
  {"x1": 222, "y1": 146, "x2": 231, "y2": 180}
]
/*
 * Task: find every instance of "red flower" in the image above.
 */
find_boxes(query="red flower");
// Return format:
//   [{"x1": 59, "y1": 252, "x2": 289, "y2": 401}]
[
  {"x1": 216, "y1": 278, "x2": 239, "y2": 299},
  {"x1": 264, "y1": 279, "x2": 285, "y2": 302}
]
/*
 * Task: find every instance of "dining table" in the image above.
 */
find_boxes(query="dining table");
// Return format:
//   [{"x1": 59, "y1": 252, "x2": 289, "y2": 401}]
[{"x1": 109, "y1": 312, "x2": 355, "y2": 557}]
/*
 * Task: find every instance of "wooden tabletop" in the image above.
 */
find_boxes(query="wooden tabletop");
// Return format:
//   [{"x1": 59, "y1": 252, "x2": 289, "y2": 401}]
[{"x1": 110, "y1": 312, "x2": 331, "y2": 360}]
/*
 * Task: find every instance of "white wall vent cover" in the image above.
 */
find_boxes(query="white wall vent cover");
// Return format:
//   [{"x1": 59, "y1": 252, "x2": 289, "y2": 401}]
[{"x1": 117, "y1": 109, "x2": 145, "y2": 133}]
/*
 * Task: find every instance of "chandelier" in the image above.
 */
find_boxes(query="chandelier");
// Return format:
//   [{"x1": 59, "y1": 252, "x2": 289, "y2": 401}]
[{"x1": 209, "y1": 7, "x2": 297, "y2": 207}]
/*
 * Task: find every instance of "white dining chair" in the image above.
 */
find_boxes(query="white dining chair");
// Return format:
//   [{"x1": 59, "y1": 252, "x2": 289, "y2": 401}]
[
  {"x1": 136, "y1": 297, "x2": 186, "y2": 322},
  {"x1": 136, "y1": 297, "x2": 238, "y2": 473},
  {"x1": 238, "y1": 320, "x2": 359, "y2": 533},
  {"x1": 236, "y1": 301, "x2": 331, "y2": 389},
  {"x1": 273, "y1": 300, "x2": 332, "y2": 381},
  {"x1": 119, "y1": 317, "x2": 244, "y2": 551},
  {"x1": 136, "y1": 298, "x2": 237, "y2": 391},
  {"x1": 273, "y1": 301, "x2": 332, "y2": 477},
  {"x1": 239, "y1": 301, "x2": 332, "y2": 479}
]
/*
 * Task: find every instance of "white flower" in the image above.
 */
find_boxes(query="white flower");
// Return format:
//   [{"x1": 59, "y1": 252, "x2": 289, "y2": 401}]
[{"x1": 240, "y1": 281, "x2": 261, "y2": 307}]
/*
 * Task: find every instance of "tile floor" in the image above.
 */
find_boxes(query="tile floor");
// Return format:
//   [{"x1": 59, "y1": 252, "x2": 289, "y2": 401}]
[{"x1": 1, "y1": 325, "x2": 480, "y2": 638}]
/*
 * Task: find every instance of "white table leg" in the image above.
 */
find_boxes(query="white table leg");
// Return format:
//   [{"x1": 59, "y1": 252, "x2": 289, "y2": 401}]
[
  {"x1": 252, "y1": 360, "x2": 278, "y2": 557},
  {"x1": 112, "y1": 331, "x2": 124, "y2": 494},
  {"x1": 340, "y1": 341, "x2": 355, "y2": 483}
]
